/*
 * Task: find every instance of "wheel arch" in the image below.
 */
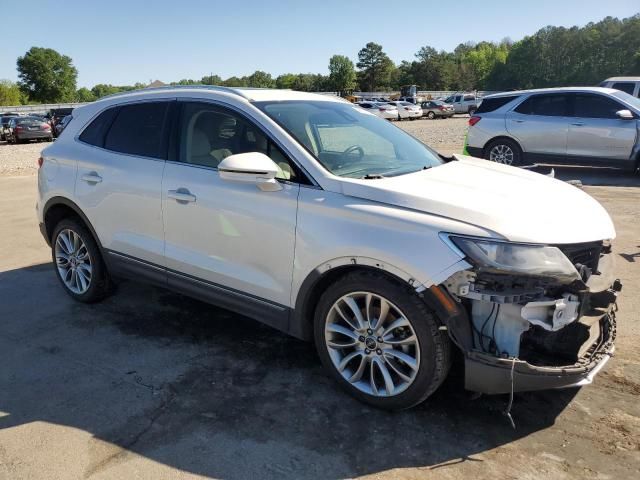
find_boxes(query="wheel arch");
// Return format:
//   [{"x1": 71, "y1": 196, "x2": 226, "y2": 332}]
[
  {"x1": 288, "y1": 257, "x2": 469, "y2": 344},
  {"x1": 482, "y1": 135, "x2": 523, "y2": 158},
  {"x1": 43, "y1": 197, "x2": 103, "y2": 251}
]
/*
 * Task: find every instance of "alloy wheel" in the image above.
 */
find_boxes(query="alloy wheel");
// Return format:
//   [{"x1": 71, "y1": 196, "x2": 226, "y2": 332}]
[
  {"x1": 54, "y1": 229, "x2": 92, "y2": 294},
  {"x1": 489, "y1": 144, "x2": 514, "y2": 164},
  {"x1": 324, "y1": 291, "x2": 420, "y2": 397}
]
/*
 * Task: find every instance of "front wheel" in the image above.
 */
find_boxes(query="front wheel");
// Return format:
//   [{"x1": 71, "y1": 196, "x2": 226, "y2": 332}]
[
  {"x1": 427, "y1": 111, "x2": 435, "y2": 119},
  {"x1": 484, "y1": 138, "x2": 522, "y2": 166},
  {"x1": 314, "y1": 271, "x2": 451, "y2": 410},
  {"x1": 51, "y1": 218, "x2": 112, "y2": 303}
]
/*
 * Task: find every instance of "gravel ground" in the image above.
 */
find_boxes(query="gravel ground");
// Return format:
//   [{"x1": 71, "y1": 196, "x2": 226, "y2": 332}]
[
  {"x1": 0, "y1": 117, "x2": 469, "y2": 177},
  {"x1": 0, "y1": 140, "x2": 47, "y2": 176},
  {"x1": 396, "y1": 115, "x2": 469, "y2": 156}
]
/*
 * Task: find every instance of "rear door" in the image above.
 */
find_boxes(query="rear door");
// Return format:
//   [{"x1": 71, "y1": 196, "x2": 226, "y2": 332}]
[
  {"x1": 506, "y1": 93, "x2": 571, "y2": 162},
  {"x1": 566, "y1": 93, "x2": 637, "y2": 167},
  {"x1": 74, "y1": 100, "x2": 171, "y2": 270}
]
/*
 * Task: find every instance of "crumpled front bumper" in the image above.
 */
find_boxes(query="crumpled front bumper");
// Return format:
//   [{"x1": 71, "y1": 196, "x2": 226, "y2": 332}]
[{"x1": 464, "y1": 308, "x2": 616, "y2": 394}]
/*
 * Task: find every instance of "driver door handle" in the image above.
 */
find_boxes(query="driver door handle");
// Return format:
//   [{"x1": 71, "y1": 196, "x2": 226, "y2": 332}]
[
  {"x1": 571, "y1": 122, "x2": 585, "y2": 126},
  {"x1": 168, "y1": 189, "x2": 196, "y2": 203}
]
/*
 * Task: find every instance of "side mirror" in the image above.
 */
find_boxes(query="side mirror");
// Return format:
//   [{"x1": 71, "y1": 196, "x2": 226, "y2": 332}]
[
  {"x1": 218, "y1": 152, "x2": 282, "y2": 192},
  {"x1": 616, "y1": 109, "x2": 634, "y2": 120}
]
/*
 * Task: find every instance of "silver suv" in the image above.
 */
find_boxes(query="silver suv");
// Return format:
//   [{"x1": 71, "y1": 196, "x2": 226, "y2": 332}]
[
  {"x1": 466, "y1": 87, "x2": 640, "y2": 171},
  {"x1": 37, "y1": 86, "x2": 620, "y2": 410}
]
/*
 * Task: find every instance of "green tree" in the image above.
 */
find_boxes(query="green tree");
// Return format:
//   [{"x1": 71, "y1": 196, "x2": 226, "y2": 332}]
[
  {"x1": 0, "y1": 80, "x2": 24, "y2": 105},
  {"x1": 328, "y1": 55, "x2": 357, "y2": 94},
  {"x1": 90, "y1": 84, "x2": 123, "y2": 99},
  {"x1": 200, "y1": 74, "x2": 223, "y2": 85},
  {"x1": 75, "y1": 87, "x2": 96, "y2": 102},
  {"x1": 222, "y1": 76, "x2": 248, "y2": 87},
  {"x1": 356, "y1": 42, "x2": 395, "y2": 91},
  {"x1": 276, "y1": 73, "x2": 297, "y2": 89},
  {"x1": 16, "y1": 47, "x2": 78, "y2": 103},
  {"x1": 246, "y1": 71, "x2": 276, "y2": 88}
]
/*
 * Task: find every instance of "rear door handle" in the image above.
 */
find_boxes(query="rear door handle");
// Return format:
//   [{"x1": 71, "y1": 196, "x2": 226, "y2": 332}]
[
  {"x1": 514, "y1": 119, "x2": 525, "y2": 123},
  {"x1": 571, "y1": 122, "x2": 585, "y2": 126},
  {"x1": 168, "y1": 189, "x2": 196, "y2": 203},
  {"x1": 81, "y1": 172, "x2": 102, "y2": 184}
]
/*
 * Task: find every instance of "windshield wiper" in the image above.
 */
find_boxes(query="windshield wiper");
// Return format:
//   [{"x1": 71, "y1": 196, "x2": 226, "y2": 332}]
[{"x1": 361, "y1": 173, "x2": 385, "y2": 179}]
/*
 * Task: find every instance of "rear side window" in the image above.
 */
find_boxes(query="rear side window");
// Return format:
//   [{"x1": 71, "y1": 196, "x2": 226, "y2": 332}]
[
  {"x1": 515, "y1": 94, "x2": 568, "y2": 116},
  {"x1": 573, "y1": 94, "x2": 626, "y2": 119},
  {"x1": 79, "y1": 108, "x2": 117, "y2": 147},
  {"x1": 463, "y1": 94, "x2": 475, "y2": 101},
  {"x1": 476, "y1": 95, "x2": 520, "y2": 113},
  {"x1": 611, "y1": 82, "x2": 636, "y2": 95},
  {"x1": 104, "y1": 102, "x2": 169, "y2": 158}
]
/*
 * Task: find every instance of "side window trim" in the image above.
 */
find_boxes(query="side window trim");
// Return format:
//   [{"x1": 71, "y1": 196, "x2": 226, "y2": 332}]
[{"x1": 173, "y1": 97, "x2": 316, "y2": 186}]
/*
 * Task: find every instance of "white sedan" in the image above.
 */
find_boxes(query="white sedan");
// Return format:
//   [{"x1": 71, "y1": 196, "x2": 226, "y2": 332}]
[
  {"x1": 387, "y1": 101, "x2": 423, "y2": 120},
  {"x1": 356, "y1": 102, "x2": 399, "y2": 120}
]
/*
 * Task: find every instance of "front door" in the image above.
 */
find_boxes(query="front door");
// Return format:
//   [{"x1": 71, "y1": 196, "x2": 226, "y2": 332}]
[
  {"x1": 161, "y1": 101, "x2": 301, "y2": 327},
  {"x1": 566, "y1": 93, "x2": 637, "y2": 167}
]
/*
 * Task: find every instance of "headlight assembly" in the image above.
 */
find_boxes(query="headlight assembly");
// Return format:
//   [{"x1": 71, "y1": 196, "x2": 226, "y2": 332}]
[{"x1": 446, "y1": 235, "x2": 580, "y2": 281}]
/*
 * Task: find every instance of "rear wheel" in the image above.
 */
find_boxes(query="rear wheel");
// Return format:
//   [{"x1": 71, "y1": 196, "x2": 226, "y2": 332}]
[
  {"x1": 427, "y1": 111, "x2": 435, "y2": 119},
  {"x1": 314, "y1": 271, "x2": 451, "y2": 410},
  {"x1": 468, "y1": 107, "x2": 477, "y2": 115},
  {"x1": 51, "y1": 218, "x2": 111, "y2": 303},
  {"x1": 484, "y1": 138, "x2": 522, "y2": 166}
]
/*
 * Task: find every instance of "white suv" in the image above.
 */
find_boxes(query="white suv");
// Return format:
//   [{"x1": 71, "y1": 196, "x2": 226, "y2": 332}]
[{"x1": 37, "y1": 87, "x2": 620, "y2": 410}]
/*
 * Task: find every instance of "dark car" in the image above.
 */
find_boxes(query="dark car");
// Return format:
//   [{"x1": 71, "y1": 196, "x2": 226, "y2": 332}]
[
  {"x1": 5, "y1": 116, "x2": 53, "y2": 144},
  {"x1": 1, "y1": 113, "x2": 20, "y2": 141},
  {"x1": 48, "y1": 108, "x2": 74, "y2": 137},
  {"x1": 55, "y1": 115, "x2": 72, "y2": 136}
]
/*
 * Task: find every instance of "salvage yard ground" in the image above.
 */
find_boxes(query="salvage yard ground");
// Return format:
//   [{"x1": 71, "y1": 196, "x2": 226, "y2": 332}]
[{"x1": 0, "y1": 119, "x2": 639, "y2": 479}]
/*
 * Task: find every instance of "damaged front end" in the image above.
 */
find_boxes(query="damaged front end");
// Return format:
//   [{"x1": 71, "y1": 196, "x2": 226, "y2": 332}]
[{"x1": 437, "y1": 235, "x2": 621, "y2": 394}]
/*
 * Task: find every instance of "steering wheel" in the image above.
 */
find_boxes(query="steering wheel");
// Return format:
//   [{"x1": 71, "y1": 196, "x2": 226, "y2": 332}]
[{"x1": 343, "y1": 145, "x2": 364, "y2": 158}]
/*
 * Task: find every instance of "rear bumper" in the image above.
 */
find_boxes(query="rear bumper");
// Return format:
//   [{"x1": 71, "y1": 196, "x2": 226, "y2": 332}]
[
  {"x1": 465, "y1": 146, "x2": 483, "y2": 158},
  {"x1": 464, "y1": 307, "x2": 616, "y2": 394},
  {"x1": 18, "y1": 131, "x2": 52, "y2": 140},
  {"x1": 39, "y1": 222, "x2": 50, "y2": 246}
]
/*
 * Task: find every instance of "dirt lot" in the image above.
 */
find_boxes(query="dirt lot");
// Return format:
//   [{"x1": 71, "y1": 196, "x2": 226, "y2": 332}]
[{"x1": 0, "y1": 125, "x2": 639, "y2": 479}]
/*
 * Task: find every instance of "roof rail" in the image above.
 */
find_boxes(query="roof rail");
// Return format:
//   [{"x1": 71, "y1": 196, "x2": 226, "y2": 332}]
[{"x1": 98, "y1": 85, "x2": 250, "y2": 101}]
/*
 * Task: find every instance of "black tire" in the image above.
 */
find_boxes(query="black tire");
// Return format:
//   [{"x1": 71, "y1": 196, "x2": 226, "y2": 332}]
[
  {"x1": 314, "y1": 270, "x2": 452, "y2": 410},
  {"x1": 427, "y1": 111, "x2": 435, "y2": 119},
  {"x1": 483, "y1": 137, "x2": 523, "y2": 166},
  {"x1": 468, "y1": 107, "x2": 477, "y2": 115},
  {"x1": 51, "y1": 218, "x2": 112, "y2": 303}
]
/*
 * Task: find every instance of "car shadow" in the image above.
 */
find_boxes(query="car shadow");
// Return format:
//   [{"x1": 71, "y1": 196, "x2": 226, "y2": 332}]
[
  {"x1": 0, "y1": 263, "x2": 579, "y2": 479},
  {"x1": 527, "y1": 164, "x2": 640, "y2": 187}
]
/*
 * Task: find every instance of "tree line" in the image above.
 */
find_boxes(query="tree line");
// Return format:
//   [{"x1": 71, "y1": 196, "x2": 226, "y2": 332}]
[{"x1": 1, "y1": 14, "x2": 638, "y2": 106}]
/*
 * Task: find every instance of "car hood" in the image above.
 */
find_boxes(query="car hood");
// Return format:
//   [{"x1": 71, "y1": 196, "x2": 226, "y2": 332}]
[{"x1": 339, "y1": 155, "x2": 616, "y2": 244}]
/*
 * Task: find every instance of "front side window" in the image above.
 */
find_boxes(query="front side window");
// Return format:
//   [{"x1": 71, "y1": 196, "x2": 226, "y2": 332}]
[
  {"x1": 178, "y1": 102, "x2": 301, "y2": 182},
  {"x1": 572, "y1": 94, "x2": 626, "y2": 119},
  {"x1": 256, "y1": 100, "x2": 443, "y2": 179},
  {"x1": 104, "y1": 102, "x2": 169, "y2": 158},
  {"x1": 515, "y1": 94, "x2": 568, "y2": 116}
]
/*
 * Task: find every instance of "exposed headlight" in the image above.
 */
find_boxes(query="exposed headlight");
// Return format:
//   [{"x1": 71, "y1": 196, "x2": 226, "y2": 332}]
[{"x1": 447, "y1": 235, "x2": 580, "y2": 281}]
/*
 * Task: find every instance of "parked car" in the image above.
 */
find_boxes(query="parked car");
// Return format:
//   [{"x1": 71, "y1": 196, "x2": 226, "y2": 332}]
[
  {"x1": 466, "y1": 87, "x2": 640, "y2": 170},
  {"x1": 0, "y1": 113, "x2": 20, "y2": 141},
  {"x1": 599, "y1": 77, "x2": 640, "y2": 97},
  {"x1": 421, "y1": 100, "x2": 455, "y2": 119},
  {"x1": 5, "y1": 116, "x2": 53, "y2": 143},
  {"x1": 37, "y1": 86, "x2": 620, "y2": 410},
  {"x1": 48, "y1": 108, "x2": 74, "y2": 137},
  {"x1": 443, "y1": 93, "x2": 481, "y2": 114},
  {"x1": 357, "y1": 101, "x2": 399, "y2": 120},
  {"x1": 387, "y1": 101, "x2": 422, "y2": 120},
  {"x1": 55, "y1": 115, "x2": 72, "y2": 137}
]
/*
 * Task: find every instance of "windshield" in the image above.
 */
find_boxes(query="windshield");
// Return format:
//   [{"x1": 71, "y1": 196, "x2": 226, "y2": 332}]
[
  {"x1": 255, "y1": 100, "x2": 442, "y2": 178},
  {"x1": 612, "y1": 90, "x2": 640, "y2": 111}
]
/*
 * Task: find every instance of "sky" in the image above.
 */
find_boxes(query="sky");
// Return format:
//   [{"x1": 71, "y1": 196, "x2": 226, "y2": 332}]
[{"x1": 1, "y1": 0, "x2": 638, "y2": 88}]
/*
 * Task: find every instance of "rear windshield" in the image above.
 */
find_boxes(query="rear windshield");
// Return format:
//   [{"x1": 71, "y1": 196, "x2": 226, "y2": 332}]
[
  {"x1": 16, "y1": 117, "x2": 43, "y2": 125},
  {"x1": 476, "y1": 95, "x2": 520, "y2": 113}
]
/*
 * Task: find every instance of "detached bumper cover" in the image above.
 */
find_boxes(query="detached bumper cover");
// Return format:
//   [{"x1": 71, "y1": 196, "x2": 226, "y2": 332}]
[{"x1": 464, "y1": 309, "x2": 616, "y2": 394}]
